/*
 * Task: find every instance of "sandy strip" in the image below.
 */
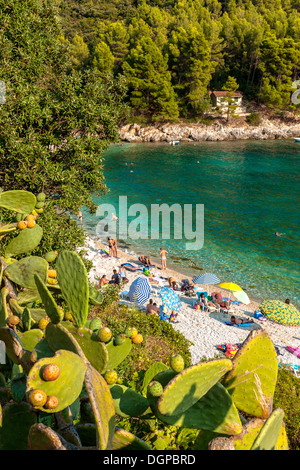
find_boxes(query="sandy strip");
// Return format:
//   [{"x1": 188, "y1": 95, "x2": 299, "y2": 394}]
[{"x1": 82, "y1": 235, "x2": 300, "y2": 371}]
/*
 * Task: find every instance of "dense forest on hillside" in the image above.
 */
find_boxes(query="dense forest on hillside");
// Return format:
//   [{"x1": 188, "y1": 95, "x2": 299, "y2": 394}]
[{"x1": 56, "y1": 0, "x2": 300, "y2": 121}]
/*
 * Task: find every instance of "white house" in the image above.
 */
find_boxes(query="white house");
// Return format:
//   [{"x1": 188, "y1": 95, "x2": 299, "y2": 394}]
[{"x1": 210, "y1": 90, "x2": 245, "y2": 114}]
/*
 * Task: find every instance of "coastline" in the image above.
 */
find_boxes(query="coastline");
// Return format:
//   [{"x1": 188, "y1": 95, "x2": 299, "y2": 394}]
[
  {"x1": 119, "y1": 118, "x2": 300, "y2": 143},
  {"x1": 82, "y1": 233, "x2": 300, "y2": 369}
]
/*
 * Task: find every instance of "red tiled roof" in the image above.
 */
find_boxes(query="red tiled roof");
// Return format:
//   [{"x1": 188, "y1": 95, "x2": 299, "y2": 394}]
[{"x1": 210, "y1": 90, "x2": 243, "y2": 97}]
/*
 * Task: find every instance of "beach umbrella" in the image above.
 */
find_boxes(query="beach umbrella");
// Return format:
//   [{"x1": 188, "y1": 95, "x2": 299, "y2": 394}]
[
  {"x1": 219, "y1": 282, "x2": 243, "y2": 292},
  {"x1": 192, "y1": 273, "x2": 220, "y2": 285},
  {"x1": 160, "y1": 286, "x2": 182, "y2": 312},
  {"x1": 232, "y1": 290, "x2": 250, "y2": 305},
  {"x1": 129, "y1": 277, "x2": 151, "y2": 306},
  {"x1": 259, "y1": 300, "x2": 300, "y2": 326}
]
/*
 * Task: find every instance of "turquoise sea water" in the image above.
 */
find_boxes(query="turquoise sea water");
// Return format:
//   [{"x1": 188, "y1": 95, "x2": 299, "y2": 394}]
[{"x1": 82, "y1": 139, "x2": 300, "y2": 308}]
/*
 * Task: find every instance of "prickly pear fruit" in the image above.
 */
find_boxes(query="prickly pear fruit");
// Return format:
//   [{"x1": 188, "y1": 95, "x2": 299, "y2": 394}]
[
  {"x1": 26, "y1": 214, "x2": 35, "y2": 222},
  {"x1": 44, "y1": 395, "x2": 59, "y2": 410},
  {"x1": 39, "y1": 317, "x2": 50, "y2": 330},
  {"x1": 170, "y1": 354, "x2": 184, "y2": 373},
  {"x1": 27, "y1": 219, "x2": 36, "y2": 228},
  {"x1": 17, "y1": 220, "x2": 27, "y2": 230},
  {"x1": 124, "y1": 326, "x2": 133, "y2": 338},
  {"x1": 130, "y1": 327, "x2": 138, "y2": 339},
  {"x1": 114, "y1": 334, "x2": 126, "y2": 346},
  {"x1": 37, "y1": 193, "x2": 46, "y2": 202},
  {"x1": 31, "y1": 209, "x2": 38, "y2": 216},
  {"x1": 29, "y1": 389, "x2": 47, "y2": 408},
  {"x1": 44, "y1": 251, "x2": 58, "y2": 263},
  {"x1": 7, "y1": 315, "x2": 20, "y2": 326},
  {"x1": 42, "y1": 363, "x2": 60, "y2": 382},
  {"x1": 36, "y1": 208, "x2": 44, "y2": 214},
  {"x1": 47, "y1": 278, "x2": 58, "y2": 285},
  {"x1": 132, "y1": 333, "x2": 143, "y2": 345},
  {"x1": 104, "y1": 369, "x2": 118, "y2": 385},
  {"x1": 47, "y1": 269, "x2": 57, "y2": 279},
  {"x1": 35, "y1": 201, "x2": 45, "y2": 209},
  {"x1": 98, "y1": 327, "x2": 112, "y2": 343},
  {"x1": 64, "y1": 311, "x2": 74, "y2": 322},
  {"x1": 148, "y1": 381, "x2": 164, "y2": 397}
]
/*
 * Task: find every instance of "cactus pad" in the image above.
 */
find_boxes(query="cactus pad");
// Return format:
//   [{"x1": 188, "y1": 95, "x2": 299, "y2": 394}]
[
  {"x1": 104, "y1": 337, "x2": 132, "y2": 371},
  {"x1": 113, "y1": 428, "x2": 152, "y2": 450},
  {"x1": 222, "y1": 329, "x2": 278, "y2": 419},
  {"x1": 84, "y1": 364, "x2": 115, "y2": 450},
  {"x1": 26, "y1": 349, "x2": 87, "y2": 413},
  {"x1": 0, "y1": 402, "x2": 37, "y2": 450},
  {"x1": 110, "y1": 384, "x2": 150, "y2": 418},
  {"x1": 0, "y1": 190, "x2": 36, "y2": 214},
  {"x1": 4, "y1": 256, "x2": 48, "y2": 289},
  {"x1": 4, "y1": 224, "x2": 43, "y2": 258},
  {"x1": 56, "y1": 251, "x2": 89, "y2": 328},
  {"x1": 141, "y1": 361, "x2": 169, "y2": 396},
  {"x1": 34, "y1": 274, "x2": 64, "y2": 324},
  {"x1": 251, "y1": 408, "x2": 284, "y2": 450},
  {"x1": 157, "y1": 358, "x2": 233, "y2": 416}
]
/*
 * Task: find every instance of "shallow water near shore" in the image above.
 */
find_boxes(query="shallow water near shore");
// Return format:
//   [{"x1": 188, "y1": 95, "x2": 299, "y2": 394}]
[{"x1": 82, "y1": 139, "x2": 300, "y2": 308}]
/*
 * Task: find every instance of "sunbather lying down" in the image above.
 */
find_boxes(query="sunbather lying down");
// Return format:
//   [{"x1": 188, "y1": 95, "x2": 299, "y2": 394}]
[
  {"x1": 230, "y1": 315, "x2": 254, "y2": 325},
  {"x1": 139, "y1": 255, "x2": 152, "y2": 266}
]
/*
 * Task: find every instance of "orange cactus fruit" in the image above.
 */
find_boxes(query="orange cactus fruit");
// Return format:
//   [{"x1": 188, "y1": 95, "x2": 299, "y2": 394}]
[
  {"x1": 38, "y1": 317, "x2": 50, "y2": 330},
  {"x1": 47, "y1": 269, "x2": 57, "y2": 279},
  {"x1": 42, "y1": 363, "x2": 60, "y2": 381},
  {"x1": 25, "y1": 214, "x2": 35, "y2": 222},
  {"x1": 44, "y1": 395, "x2": 59, "y2": 410},
  {"x1": 132, "y1": 333, "x2": 143, "y2": 345},
  {"x1": 27, "y1": 219, "x2": 36, "y2": 228},
  {"x1": 17, "y1": 220, "x2": 27, "y2": 230},
  {"x1": 29, "y1": 389, "x2": 47, "y2": 408},
  {"x1": 8, "y1": 315, "x2": 20, "y2": 326},
  {"x1": 130, "y1": 327, "x2": 138, "y2": 339}
]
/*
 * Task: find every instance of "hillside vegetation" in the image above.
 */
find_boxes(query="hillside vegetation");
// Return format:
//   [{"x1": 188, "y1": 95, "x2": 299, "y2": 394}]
[{"x1": 57, "y1": 0, "x2": 300, "y2": 121}]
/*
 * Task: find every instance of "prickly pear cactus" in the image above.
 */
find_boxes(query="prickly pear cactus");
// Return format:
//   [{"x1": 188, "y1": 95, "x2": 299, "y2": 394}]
[
  {"x1": 0, "y1": 190, "x2": 36, "y2": 214},
  {"x1": 56, "y1": 251, "x2": 89, "y2": 328},
  {"x1": 157, "y1": 359, "x2": 233, "y2": 416},
  {"x1": 26, "y1": 350, "x2": 87, "y2": 413},
  {"x1": 110, "y1": 384, "x2": 150, "y2": 418},
  {"x1": 4, "y1": 224, "x2": 43, "y2": 258},
  {"x1": 4, "y1": 256, "x2": 48, "y2": 290},
  {"x1": 222, "y1": 329, "x2": 278, "y2": 419},
  {"x1": 34, "y1": 274, "x2": 64, "y2": 324}
]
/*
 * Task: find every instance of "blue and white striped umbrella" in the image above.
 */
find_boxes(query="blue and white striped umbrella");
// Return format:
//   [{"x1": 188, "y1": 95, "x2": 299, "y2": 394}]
[
  {"x1": 129, "y1": 277, "x2": 151, "y2": 305},
  {"x1": 160, "y1": 286, "x2": 182, "y2": 312},
  {"x1": 192, "y1": 273, "x2": 220, "y2": 285}
]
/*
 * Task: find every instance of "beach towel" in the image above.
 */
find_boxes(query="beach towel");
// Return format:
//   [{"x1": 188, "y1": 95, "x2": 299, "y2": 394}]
[
  {"x1": 217, "y1": 343, "x2": 241, "y2": 358},
  {"x1": 286, "y1": 346, "x2": 300, "y2": 359},
  {"x1": 123, "y1": 263, "x2": 143, "y2": 272},
  {"x1": 225, "y1": 321, "x2": 253, "y2": 328}
]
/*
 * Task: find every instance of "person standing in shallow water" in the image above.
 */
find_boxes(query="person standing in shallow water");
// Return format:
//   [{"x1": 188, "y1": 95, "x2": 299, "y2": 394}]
[{"x1": 160, "y1": 248, "x2": 168, "y2": 270}]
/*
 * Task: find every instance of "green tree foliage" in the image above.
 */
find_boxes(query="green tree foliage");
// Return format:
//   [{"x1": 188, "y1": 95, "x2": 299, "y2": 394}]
[
  {"x1": 7, "y1": 0, "x2": 300, "y2": 122},
  {"x1": 0, "y1": 0, "x2": 128, "y2": 216},
  {"x1": 123, "y1": 37, "x2": 179, "y2": 121}
]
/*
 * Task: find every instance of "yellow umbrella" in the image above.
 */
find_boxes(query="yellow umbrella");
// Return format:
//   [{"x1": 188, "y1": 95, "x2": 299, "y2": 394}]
[{"x1": 218, "y1": 282, "x2": 243, "y2": 292}]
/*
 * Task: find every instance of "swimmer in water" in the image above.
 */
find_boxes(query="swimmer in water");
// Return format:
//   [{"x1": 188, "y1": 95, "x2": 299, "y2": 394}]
[{"x1": 275, "y1": 231, "x2": 285, "y2": 237}]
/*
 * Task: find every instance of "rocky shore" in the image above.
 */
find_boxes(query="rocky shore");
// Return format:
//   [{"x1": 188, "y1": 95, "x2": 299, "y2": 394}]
[{"x1": 119, "y1": 117, "x2": 300, "y2": 143}]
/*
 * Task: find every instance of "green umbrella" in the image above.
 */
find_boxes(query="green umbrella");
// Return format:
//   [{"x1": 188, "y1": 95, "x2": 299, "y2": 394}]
[{"x1": 259, "y1": 300, "x2": 300, "y2": 325}]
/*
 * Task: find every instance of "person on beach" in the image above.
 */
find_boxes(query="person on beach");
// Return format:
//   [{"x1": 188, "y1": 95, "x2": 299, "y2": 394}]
[
  {"x1": 139, "y1": 255, "x2": 152, "y2": 266},
  {"x1": 160, "y1": 248, "x2": 168, "y2": 270},
  {"x1": 230, "y1": 315, "x2": 253, "y2": 325},
  {"x1": 110, "y1": 269, "x2": 121, "y2": 285},
  {"x1": 77, "y1": 211, "x2": 82, "y2": 224},
  {"x1": 108, "y1": 237, "x2": 118, "y2": 257},
  {"x1": 119, "y1": 264, "x2": 128, "y2": 283},
  {"x1": 169, "y1": 277, "x2": 178, "y2": 290},
  {"x1": 98, "y1": 275, "x2": 109, "y2": 288},
  {"x1": 146, "y1": 299, "x2": 160, "y2": 315},
  {"x1": 285, "y1": 298, "x2": 295, "y2": 307}
]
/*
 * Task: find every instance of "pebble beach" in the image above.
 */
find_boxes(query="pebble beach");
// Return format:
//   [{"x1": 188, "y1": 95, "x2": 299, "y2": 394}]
[{"x1": 82, "y1": 235, "x2": 300, "y2": 372}]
